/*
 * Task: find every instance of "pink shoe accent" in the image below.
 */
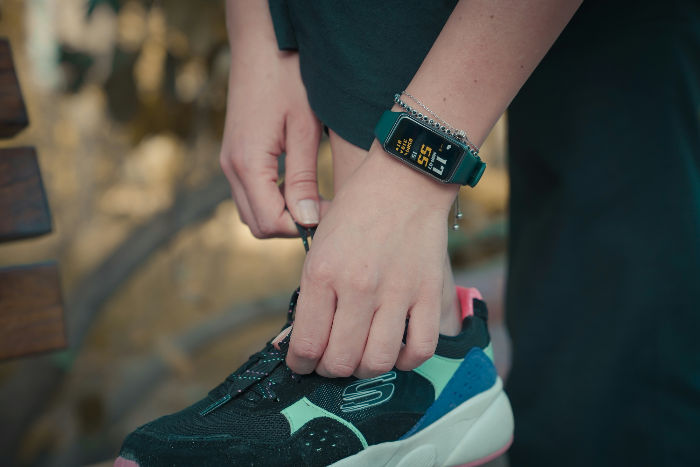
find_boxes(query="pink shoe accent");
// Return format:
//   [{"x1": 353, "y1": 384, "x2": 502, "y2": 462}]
[
  {"x1": 114, "y1": 457, "x2": 139, "y2": 467},
  {"x1": 456, "y1": 286, "x2": 483, "y2": 319},
  {"x1": 455, "y1": 435, "x2": 513, "y2": 467}
]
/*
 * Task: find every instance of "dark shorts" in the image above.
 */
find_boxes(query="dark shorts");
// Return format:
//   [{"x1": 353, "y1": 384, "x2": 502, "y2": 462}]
[
  {"x1": 269, "y1": 0, "x2": 458, "y2": 150},
  {"x1": 506, "y1": 1, "x2": 700, "y2": 466},
  {"x1": 269, "y1": 1, "x2": 700, "y2": 465}
]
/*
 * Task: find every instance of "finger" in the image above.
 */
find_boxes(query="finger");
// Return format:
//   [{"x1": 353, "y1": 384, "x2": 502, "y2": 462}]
[
  {"x1": 353, "y1": 305, "x2": 407, "y2": 379},
  {"x1": 221, "y1": 155, "x2": 259, "y2": 233},
  {"x1": 245, "y1": 178, "x2": 297, "y2": 238},
  {"x1": 319, "y1": 198, "x2": 332, "y2": 218},
  {"x1": 231, "y1": 146, "x2": 297, "y2": 238},
  {"x1": 287, "y1": 260, "x2": 337, "y2": 374},
  {"x1": 278, "y1": 182, "x2": 330, "y2": 219},
  {"x1": 396, "y1": 298, "x2": 440, "y2": 371},
  {"x1": 315, "y1": 295, "x2": 375, "y2": 378},
  {"x1": 284, "y1": 114, "x2": 322, "y2": 227}
]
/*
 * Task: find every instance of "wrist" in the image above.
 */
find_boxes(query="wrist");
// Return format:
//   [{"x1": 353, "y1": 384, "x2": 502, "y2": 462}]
[
  {"x1": 373, "y1": 103, "x2": 484, "y2": 190},
  {"x1": 366, "y1": 140, "x2": 459, "y2": 210},
  {"x1": 229, "y1": 36, "x2": 285, "y2": 71}
]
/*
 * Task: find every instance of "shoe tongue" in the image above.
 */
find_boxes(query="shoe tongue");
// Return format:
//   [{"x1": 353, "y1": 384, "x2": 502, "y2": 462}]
[
  {"x1": 207, "y1": 288, "x2": 300, "y2": 405},
  {"x1": 226, "y1": 349, "x2": 286, "y2": 398}
]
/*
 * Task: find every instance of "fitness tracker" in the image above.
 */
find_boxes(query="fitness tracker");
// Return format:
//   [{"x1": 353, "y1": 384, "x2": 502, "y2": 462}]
[{"x1": 374, "y1": 111, "x2": 486, "y2": 187}]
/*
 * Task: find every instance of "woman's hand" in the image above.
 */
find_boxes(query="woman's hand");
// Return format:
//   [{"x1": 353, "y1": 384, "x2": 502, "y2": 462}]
[
  {"x1": 220, "y1": 1, "x2": 327, "y2": 238},
  {"x1": 282, "y1": 0, "x2": 580, "y2": 374},
  {"x1": 287, "y1": 142, "x2": 459, "y2": 379}
]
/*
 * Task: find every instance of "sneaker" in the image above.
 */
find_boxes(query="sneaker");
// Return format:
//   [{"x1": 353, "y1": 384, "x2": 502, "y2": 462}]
[{"x1": 114, "y1": 286, "x2": 513, "y2": 467}]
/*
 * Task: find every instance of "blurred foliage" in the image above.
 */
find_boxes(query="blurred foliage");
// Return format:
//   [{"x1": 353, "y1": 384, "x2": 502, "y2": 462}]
[{"x1": 59, "y1": 0, "x2": 228, "y2": 142}]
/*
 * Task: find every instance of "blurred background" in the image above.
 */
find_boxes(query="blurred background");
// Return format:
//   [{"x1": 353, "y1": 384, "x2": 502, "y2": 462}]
[{"x1": 0, "y1": 0, "x2": 510, "y2": 466}]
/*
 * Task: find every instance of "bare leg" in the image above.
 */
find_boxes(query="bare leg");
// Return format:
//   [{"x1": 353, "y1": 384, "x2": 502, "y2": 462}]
[{"x1": 329, "y1": 130, "x2": 462, "y2": 336}]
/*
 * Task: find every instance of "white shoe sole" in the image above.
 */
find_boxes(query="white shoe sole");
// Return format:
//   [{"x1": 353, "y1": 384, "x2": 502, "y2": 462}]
[{"x1": 329, "y1": 377, "x2": 514, "y2": 467}]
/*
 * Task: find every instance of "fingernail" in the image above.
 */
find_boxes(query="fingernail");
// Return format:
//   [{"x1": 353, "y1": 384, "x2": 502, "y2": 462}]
[
  {"x1": 297, "y1": 199, "x2": 319, "y2": 225},
  {"x1": 272, "y1": 325, "x2": 292, "y2": 350}
]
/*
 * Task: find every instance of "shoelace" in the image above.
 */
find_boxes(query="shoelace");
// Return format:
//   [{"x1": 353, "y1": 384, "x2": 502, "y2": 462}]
[
  {"x1": 200, "y1": 290, "x2": 300, "y2": 416},
  {"x1": 200, "y1": 221, "x2": 316, "y2": 417}
]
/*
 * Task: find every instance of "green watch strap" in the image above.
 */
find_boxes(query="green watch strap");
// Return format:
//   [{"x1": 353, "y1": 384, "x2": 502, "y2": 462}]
[
  {"x1": 374, "y1": 110, "x2": 400, "y2": 145},
  {"x1": 453, "y1": 150, "x2": 486, "y2": 187},
  {"x1": 373, "y1": 111, "x2": 486, "y2": 187}
]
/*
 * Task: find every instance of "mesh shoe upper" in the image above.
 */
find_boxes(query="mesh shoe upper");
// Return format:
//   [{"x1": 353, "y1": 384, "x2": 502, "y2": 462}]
[{"x1": 118, "y1": 288, "x2": 495, "y2": 467}]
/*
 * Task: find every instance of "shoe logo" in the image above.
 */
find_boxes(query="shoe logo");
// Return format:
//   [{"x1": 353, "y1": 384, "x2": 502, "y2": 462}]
[{"x1": 340, "y1": 372, "x2": 397, "y2": 413}]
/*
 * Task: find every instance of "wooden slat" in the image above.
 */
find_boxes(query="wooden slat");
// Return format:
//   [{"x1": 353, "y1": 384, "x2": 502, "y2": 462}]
[
  {"x1": 0, "y1": 147, "x2": 52, "y2": 242},
  {"x1": 0, "y1": 262, "x2": 66, "y2": 360},
  {"x1": 0, "y1": 38, "x2": 29, "y2": 138}
]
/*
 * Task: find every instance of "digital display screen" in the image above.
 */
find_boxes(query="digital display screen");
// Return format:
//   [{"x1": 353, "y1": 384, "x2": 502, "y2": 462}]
[{"x1": 385, "y1": 116, "x2": 464, "y2": 182}]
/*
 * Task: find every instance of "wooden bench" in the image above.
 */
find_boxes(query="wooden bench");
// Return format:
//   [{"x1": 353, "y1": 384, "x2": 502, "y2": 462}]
[{"x1": 0, "y1": 38, "x2": 66, "y2": 360}]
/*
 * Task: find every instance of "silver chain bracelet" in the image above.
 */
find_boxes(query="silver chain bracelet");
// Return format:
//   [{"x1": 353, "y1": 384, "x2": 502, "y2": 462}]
[
  {"x1": 394, "y1": 92, "x2": 480, "y2": 154},
  {"x1": 394, "y1": 92, "x2": 471, "y2": 230}
]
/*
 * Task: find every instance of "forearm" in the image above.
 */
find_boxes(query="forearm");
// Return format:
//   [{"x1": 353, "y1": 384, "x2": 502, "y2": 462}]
[
  {"x1": 226, "y1": 0, "x2": 280, "y2": 62},
  {"x1": 360, "y1": 0, "x2": 581, "y2": 207},
  {"x1": 402, "y1": 0, "x2": 582, "y2": 147}
]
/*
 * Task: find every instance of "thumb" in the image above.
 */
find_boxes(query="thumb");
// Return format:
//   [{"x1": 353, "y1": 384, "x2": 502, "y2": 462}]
[{"x1": 284, "y1": 113, "x2": 323, "y2": 227}]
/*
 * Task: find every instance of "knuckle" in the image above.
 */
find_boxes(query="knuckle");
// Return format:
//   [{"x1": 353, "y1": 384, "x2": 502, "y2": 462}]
[
  {"x1": 256, "y1": 220, "x2": 276, "y2": 238},
  {"x1": 325, "y1": 359, "x2": 355, "y2": 378},
  {"x1": 292, "y1": 338, "x2": 324, "y2": 361},
  {"x1": 234, "y1": 211, "x2": 264, "y2": 238},
  {"x1": 230, "y1": 152, "x2": 250, "y2": 178},
  {"x1": 410, "y1": 342, "x2": 436, "y2": 363},
  {"x1": 219, "y1": 154, "x2": 231, "y2": 175},
  {"x1": 250, "y1": 228, "x2": 266, "y2": 239},
  {"x1": 363, "y1": 356, "x2": 394, "y2": 376},
  {"x1": 285, "y1": 167, "x2": 318, "y2": 189},
  {"x1": 304, "y1": 258, "x2": 334, "y2": 285},
  {"x1": 349, "y1": 274, "x2": 378, "y2": 295}
]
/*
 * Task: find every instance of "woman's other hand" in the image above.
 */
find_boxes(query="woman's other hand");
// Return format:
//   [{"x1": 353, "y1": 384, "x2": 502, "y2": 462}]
[{"x1": 221, "y1": 0, "x2": 327, "y2": 238}]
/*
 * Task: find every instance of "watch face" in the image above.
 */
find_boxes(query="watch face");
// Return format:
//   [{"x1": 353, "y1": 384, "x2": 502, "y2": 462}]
[{"x1": 385, "y1": 116, "x2": 464, "y2": 182}]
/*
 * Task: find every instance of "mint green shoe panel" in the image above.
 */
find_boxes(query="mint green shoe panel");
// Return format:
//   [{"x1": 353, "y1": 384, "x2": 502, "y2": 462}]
[
  {"x1": 483, "y1": 342, "x2": 494, "y2": 363},
  {"x1": 282, "y1": 396, "x2": 369, "y2": 448},
  {"x1": 412, "y1": 355, "x2": 463, "y2": 400}
]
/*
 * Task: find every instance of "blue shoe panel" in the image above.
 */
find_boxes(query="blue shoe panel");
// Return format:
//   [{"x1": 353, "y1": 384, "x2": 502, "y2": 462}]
[{"x1": 400, "y1": 347, "x2": 497, "y2": 439}]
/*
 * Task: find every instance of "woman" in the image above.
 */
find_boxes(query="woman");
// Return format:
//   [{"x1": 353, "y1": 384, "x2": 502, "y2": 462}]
[{"x1": 115, "y1": 1, "x2": 700, "y2": 466}]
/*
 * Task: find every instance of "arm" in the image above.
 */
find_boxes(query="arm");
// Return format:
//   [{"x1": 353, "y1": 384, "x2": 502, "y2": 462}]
[
  {"x1": 220, "y1": 0, "x2": 327, "y2": 238},
  {"x1": 287, "y1": 0, "x2": 582, "y2": 377},
  {"x1": 405, "y1": 0, "x2": 580, "y2": 149}
]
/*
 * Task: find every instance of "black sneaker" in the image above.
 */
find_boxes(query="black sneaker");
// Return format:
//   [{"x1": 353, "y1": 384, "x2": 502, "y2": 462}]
[{"x1": 114, "y1": 286, "x2": 513, "y2": 467}]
